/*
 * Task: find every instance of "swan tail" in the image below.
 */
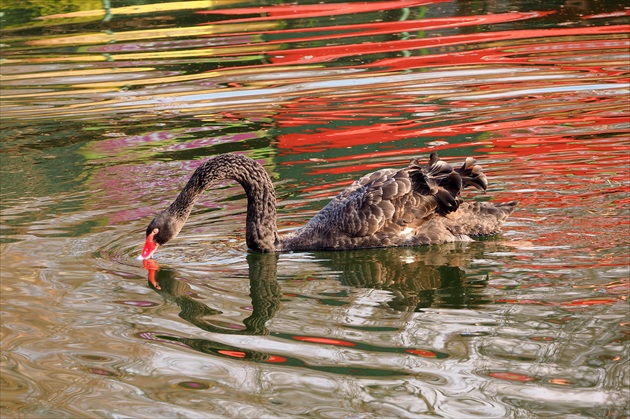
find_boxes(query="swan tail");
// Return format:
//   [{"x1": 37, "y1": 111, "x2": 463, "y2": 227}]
[
  {"x1": 409, "y1": 153, "x2": 464, "y2": 216},
  {"x1": 401, "y1": 154, "x2": 517, "y2": 240},
  {"x1": 446, "y1": 201, "x2": 518, "y2": 237},
  {"x1": 456, "y1": 157, "x2": 488, "y2": 191}
]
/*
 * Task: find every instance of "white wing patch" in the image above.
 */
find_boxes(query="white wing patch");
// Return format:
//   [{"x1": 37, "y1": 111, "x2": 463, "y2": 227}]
[{"x1": 400, "y1": 226, "x2": 414, "y2": 238}]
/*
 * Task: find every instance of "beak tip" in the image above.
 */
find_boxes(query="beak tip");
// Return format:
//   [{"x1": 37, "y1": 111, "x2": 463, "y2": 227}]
[{"x1": 142, "y1": 233, "x2": 159, "y2": 260}]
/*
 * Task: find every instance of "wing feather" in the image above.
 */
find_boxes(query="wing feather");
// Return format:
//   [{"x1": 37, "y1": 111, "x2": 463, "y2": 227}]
[{"x1": 299, "y1": 153, "x2": 488, "y2": 245}]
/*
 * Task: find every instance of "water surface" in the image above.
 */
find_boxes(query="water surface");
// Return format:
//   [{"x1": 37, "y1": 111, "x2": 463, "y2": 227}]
[{"x1": 1, "y1": 1, "x2": 629, "y2": 417}]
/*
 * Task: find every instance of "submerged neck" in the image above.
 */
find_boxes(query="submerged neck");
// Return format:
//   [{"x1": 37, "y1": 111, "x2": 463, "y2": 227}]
[{"x1": 167, "y1": 154, "x2": 279, "y2": 252}]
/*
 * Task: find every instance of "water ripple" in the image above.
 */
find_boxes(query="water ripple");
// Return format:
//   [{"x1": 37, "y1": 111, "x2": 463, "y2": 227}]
[{"x1": 1, "y1": 1, "x2": 628, "y2": 418}]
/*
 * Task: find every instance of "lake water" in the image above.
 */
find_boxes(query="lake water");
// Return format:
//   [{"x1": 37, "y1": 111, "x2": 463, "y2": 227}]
[{"x1": 1, "y1": 1, "x2": 629, "y2": 417}]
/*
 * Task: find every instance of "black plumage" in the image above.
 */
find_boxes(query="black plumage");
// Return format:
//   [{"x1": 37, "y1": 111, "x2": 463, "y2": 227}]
[{"x1": 142, "y1": 153, "x2": 517, "y2": 258}]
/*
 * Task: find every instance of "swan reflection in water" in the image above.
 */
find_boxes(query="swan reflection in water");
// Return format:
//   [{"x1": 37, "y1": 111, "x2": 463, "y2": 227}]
[
  {"x1": 142, "y1": 242, "x2": 500, "y2": 336},
  {"x1": 139, "y1": 244, "x2": 505, "y2": 369}
]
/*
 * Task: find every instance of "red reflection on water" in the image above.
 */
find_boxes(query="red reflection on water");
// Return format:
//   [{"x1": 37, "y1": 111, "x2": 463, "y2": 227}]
[
  {"x1": 560, "y1": 298, "x2": 619, "y2": 307},
  {"x1": 261, "y1": 25, "x2": 626, "y2": 66},
  {"x1": 405, "y1": 349, "x2": 438, "y2": 358},
  {"x1": 548, "y1": 378, "x2": 573, "y2": 385},
  {"x1": 582, "y1": 10, "x2": 630, "y2": 19},
  {"x1": 495, "y1": 298, "x2": 620, "y2": 307},
  {"x1": 203, "y1": 9, "x2": 553, "y2": 47},
  {"x1": 292, "y1": 336, "x2": 356, "y2": 347},
  {"x1": 488, "y1": 371, "x2": 536, "y2": 382},
  {"x1": 265, "y1": 355, "x2": 288, "y2": 363},
  {"x1": 143, "y1": 258, "x2": 160, "y2": 289},
  {"x1": 198, "y1": 0, "x2": 443, "y2": 22},
  {"x1": 369, "y1": 38, "x2": 630, "y2": 72},
  {"x1": 218, "y1": 350, "x2": 247, "y2": 358}
]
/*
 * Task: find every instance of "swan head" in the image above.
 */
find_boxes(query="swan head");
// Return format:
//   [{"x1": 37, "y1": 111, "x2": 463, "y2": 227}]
[{"x1": 141, "y1": 212, "x2": 185, "y2": 259}]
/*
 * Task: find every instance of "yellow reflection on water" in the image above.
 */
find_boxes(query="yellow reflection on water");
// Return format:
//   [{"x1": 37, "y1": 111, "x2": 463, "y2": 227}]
[
  {"x1": 25, "y1": 22, "x2": 278, "y2": 46},
  {"x1": 38, "y1": 0, "x2": 248, "y2": 20}
]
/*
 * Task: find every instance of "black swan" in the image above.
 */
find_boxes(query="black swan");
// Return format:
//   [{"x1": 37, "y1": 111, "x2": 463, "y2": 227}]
[{"x1": 141, "y1": 153, "x2": 517, "y2": 259}]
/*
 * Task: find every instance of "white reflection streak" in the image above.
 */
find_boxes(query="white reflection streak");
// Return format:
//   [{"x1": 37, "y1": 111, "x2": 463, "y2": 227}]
[
  {"x1": 111, "y1": 68, "x2": 540, "y2": 109},
  {"x1": 450, "y1": 83, "x2": 630, "y2": 100}
]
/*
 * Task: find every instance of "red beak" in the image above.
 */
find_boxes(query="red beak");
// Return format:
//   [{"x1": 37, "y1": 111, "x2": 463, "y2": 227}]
[
  {"x1": 141, "y1": 230, "x2": 159, "y2": 260},
  {"x1": 143, "y1": 259, "x2": 160, "y2": 289}
]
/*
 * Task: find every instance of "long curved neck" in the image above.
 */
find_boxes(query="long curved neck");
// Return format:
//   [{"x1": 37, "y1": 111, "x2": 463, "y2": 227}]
[{"x1": 167, "y1": 154, "x2": 279, "y2": 252}]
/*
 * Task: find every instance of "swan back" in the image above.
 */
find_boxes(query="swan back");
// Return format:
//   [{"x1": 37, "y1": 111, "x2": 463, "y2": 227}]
[{"x1": 277, "y1": 153, "x2": 514, "y2": 251}]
